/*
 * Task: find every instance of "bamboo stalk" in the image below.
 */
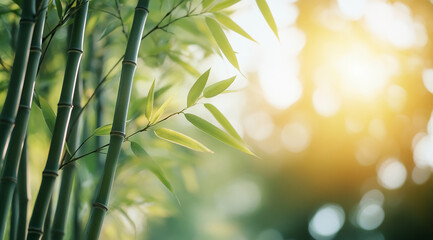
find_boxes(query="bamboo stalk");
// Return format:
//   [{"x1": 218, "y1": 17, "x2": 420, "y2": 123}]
[
  {"x1": 17, "y1": 139, "x2": 30, "y2": 240},
  {"x1": 0, "y1": 0, "x2": 35, "y2": 162},
  {"x1": 41, "y1": 200, "x2": 52, "y2": 240},
  {"x1": 84, "y1": 0, "x2": 150, "y2": 238},
  {"x1": 9, "y1": 190, "x2": 19, "y2": 240},
  {"x1": 0, "y1": 0, "x2": 47, "y2": 237},
  {"x1": 26, "y1": 1, "x2": 89, "y2": 239},
  {"x1": 51, "y1": 69, "x2": 83, "y2": 240}
]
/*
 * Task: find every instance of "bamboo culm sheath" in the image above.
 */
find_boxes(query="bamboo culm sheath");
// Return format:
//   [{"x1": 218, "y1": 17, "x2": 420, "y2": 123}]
[
  {"x1": 0, "y1": 0, "x2": 47, "y2": 238},
  {"x1": 84, "y1": 0, "x2": 150, "y2": 239},
  {"x1": 0, "y1": 0, "x2": 35, "y2": 163},
  {"x1": 51, "y1": 71, "x2": 83, "y2": 240},
  {"x1": 27, "y1": 1, "x2": 89, "y2": 239}
]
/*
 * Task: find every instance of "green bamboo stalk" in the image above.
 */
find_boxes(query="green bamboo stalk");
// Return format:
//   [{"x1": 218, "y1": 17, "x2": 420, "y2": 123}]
[
  {"x1": 0, "y1": 0, "x2": 35, "y2": 162},
  {"x1": 73, "y1": 173, "x2": 82, "y2": 240},
  {"x1": 17, "y1": 139, "x2": 30, "y2": 240},
  {"x1": 0, "y1": 0, "x2": 47, "y2": 237},
  {"x1": 95, "y1": 53, "x2": 105, "y2": 170},
  {"x1": 51, "y1": 69, "x2": 83, "y2": 240},
  {"x1": 27, "y1": 1, "x2": 89, "y2": 239},
  {"x1": 84, "y1": 0, "x2": 150, "y2": 238},
  {"x1": 41, "y1": 200, "x2": 52, "y2": 240},
  {"x1": 9, "y1": 190, "x2": 19, "y2": 240}
]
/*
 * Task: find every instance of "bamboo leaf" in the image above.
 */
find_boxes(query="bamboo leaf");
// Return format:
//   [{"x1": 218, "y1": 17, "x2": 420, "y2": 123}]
[
  {"x1": 202, "y1": 0, "x2": 214, "y2": 9},
  {"x1": 92, "y1": 123, "x2": 112, "y2": 136},
  {"x1": 55, "y1": 0, "x2": 63, "y2": 19},
  {"x1": 130, "y1": 142, "x2": 175, "y2": 195},
  {"x1": 149, "y1": 96, "x2": 174, "y2": 124},
  {"x1": 204, "y1": 103, "x2": 242, "y2": 140},
  {"x1": 184, "y1": 113, "x2": 254, "y2": 155},
  {"x1": 213, "y1": 13, "x2": 256, "y2": 42},
  {"x1": 187, "y1": 68, "x2": 210, "y2": 107},
  {"x1": 205, "y1": 17, "x2": 239, "y2": 70},
  {"x1": 98, "y1": 23, "x2": 120, "y2": 41},
  {"x1": 39, "y1": 97, "x2": 56, "y2": 133},
  {"x1": 145, "y1": 80, "x2": 155, "y2": 119},
  {"x1": 154, "y1": 128, "x2": 213, "y2": 153},
  {"x1": 256, "y1": 0, "x2": 279, "y2": 39},
  {"x1": 168, "y1": 54, "x2": 200, "y2": 77},
  {"x1": 203, "y1": 76, "x2": 235, "y2": 98},
  {"x1": 209, "y1": 0, "x2": 240, "y2": 12}
]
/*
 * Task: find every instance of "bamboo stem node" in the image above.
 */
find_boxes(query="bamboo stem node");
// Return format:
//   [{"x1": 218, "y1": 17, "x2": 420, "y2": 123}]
[
  {"x1": 110, "y1": 131, "x2": 126, "y2": 137},
  {"x1": 92, "y1": 202, "x2": 108, "y2": 211},
  {"x1": 67, "y1": 48, "x2": 84, "y2": 54},
  {"x1": 58, "y1": 103, "x2": 74, "y2": 108},
  {"x1": 0, "y1": 177, "x2": 17, "y2": 183},
  {"x1": 122, "y1": 60, "x2": 137, "y2": 66},
  {"x1": 42, "y1": 170, "x2": 59, "y2": 178}
]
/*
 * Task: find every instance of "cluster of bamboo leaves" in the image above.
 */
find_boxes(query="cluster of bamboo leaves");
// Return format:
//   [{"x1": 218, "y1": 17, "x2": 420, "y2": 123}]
[{"x1": 0, "y1": 0, "x2": 277, "y2": 239}]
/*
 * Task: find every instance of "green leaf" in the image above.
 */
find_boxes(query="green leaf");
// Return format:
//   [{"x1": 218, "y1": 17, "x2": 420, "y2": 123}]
[
  {"x1": 203, "y1": 76, "x2": 235, "y2": 98},
  {"x1": 168, "y1": 54, "x2": 200, "y2": 77},
  {"x1": 145, "y1": 80, "x2": 155, "y2": 119},
  {"x1": 213, "y1": 13, "x2": 256, "y2": 42},
  {"x1": 99, "y1": 23, "x2": 120, "y2": 41},
  {"x1": 205, "y1": 17, "x2": 239, "y2": 70},
  {"x1": 209, "y1": 0, "x2": 240, "y2": 12},
  {"x1": 154, "y1": 128, "x2": 213, "y2": 153},
  {"x1": 64, "y1": 142, "x2": 72, "y2": 156},
  {"x1": 256, "y1": 0, "x2": 279, "y2": 39},
  {"x1": 149, "y1": 96, "x2": 174, "y2": 124},
  {"x1": 130, "y1": 142, "x2": 175, "y2": 195},
  {"x1": 55, "y1": 0, "x2": 63, "y2": 19},
  {"x1": 202, "y1": 0, "x2": 214, "y2": 9},
  {"x1": 184, "y1": 113, "x2": 254, "y2": 155},
  {"x1": 39, "y1": 97, "x2": 56, "y2": 133},
  {"x1": 187, "y1": 68, "x2": 210, "y2": 107},
  {"x1": 92, "y1": 123, "x2": 112, "y2": 136},
  {"x1": 204, "y1": 103, "x2": 242, "y2": 140}
]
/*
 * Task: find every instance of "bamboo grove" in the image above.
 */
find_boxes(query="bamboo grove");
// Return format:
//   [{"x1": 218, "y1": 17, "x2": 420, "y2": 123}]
[{"x1": 0, "y1": 0, "x2": 277, "y2": 239}]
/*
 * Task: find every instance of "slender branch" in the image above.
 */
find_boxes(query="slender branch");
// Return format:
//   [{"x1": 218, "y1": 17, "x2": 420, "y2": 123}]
[
  {"x1": 115, "y1": 0, "x2": 128, "y2": 39},
  {"x1": 60, "y1": 108, "x2": 186, "y2": 169}
]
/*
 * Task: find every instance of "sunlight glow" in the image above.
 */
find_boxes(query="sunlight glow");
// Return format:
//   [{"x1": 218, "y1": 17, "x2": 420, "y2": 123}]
[
  {"x1": 364, "y1": 1, "x2": 427, "y2": 49},
  {"x1": 313, "y1": 86, "x2": 341, "y2": 117},
  {"x1": 411, "y1": 167, "x2": 431, "y2": 185},
  {"x1": 356, "y1": 204, "x2": 385, "y2": 230},
  {"x1": 377, "y1": 158, "x2": 407, "y2": 190},
  {"x1": 336, "y1": 50, "x2": 390, "y2": 98},
  {"x1": 309, "y1": 204, "x2": 345, "y2": 239},
  {"x1": 281, "y1": 122, "x2": 311, "y2": 152},
  {"x1": 244, "y1": 112, "x2": 274, "y2": 141},
  {"x1": 422, "y1": 69, "x2": 433, "y2": 94},
  {"x1": 337, "y1": 0, "x2": 366, "y2": 20}
]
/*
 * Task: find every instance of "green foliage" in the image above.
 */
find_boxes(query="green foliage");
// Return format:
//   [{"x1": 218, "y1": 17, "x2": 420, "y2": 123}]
[
  {"x1": 256, "y1": 0, "x2": 279, "y2": 39},
  {"x1": 187, "y1": 68, "x2": 210, "y2": 107},
  {"x1": 205, "y1": 17, "x2": 239, "y2": 70},
  {"x1": 154, "y1": 128, "x2": 212, "y2": 153},
  {"x1": 39, "y1": 96, "x2": 56, "y2": 133},
  {"x1": 184, "y1": 113, "x2": 254, "y2": 155},
  {"x1": 203, "y1": 75, "x2": 235, "y2": 98},
  {"x1": 145, "y1": 80, "x2": 155, "y2": 119}
]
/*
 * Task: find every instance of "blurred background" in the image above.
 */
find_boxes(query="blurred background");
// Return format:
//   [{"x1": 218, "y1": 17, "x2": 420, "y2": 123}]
[{"x1": 2, "y1": 0, "x2": 433, "y2": 239}]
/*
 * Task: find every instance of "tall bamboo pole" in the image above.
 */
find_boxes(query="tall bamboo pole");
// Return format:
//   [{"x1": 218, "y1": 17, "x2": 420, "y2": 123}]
[
  {"x1": 51, "y1": 71, "x2": 82, "y2": 240},
  {"x1": 84, "y1": 0, "x2": 149, "y2": 238},
  {"x1": 0, "y1": 0, "x2": 47, "y2": 237},
  {"x1": 17, "y1": 139, "x2": 30, "y2": 240},
  {"x1": 0, "y1": 0, "x2": 35, "y2": 162},
  {"x1": 27, "y1": 1, "x2": 89, "y2": 239}
]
